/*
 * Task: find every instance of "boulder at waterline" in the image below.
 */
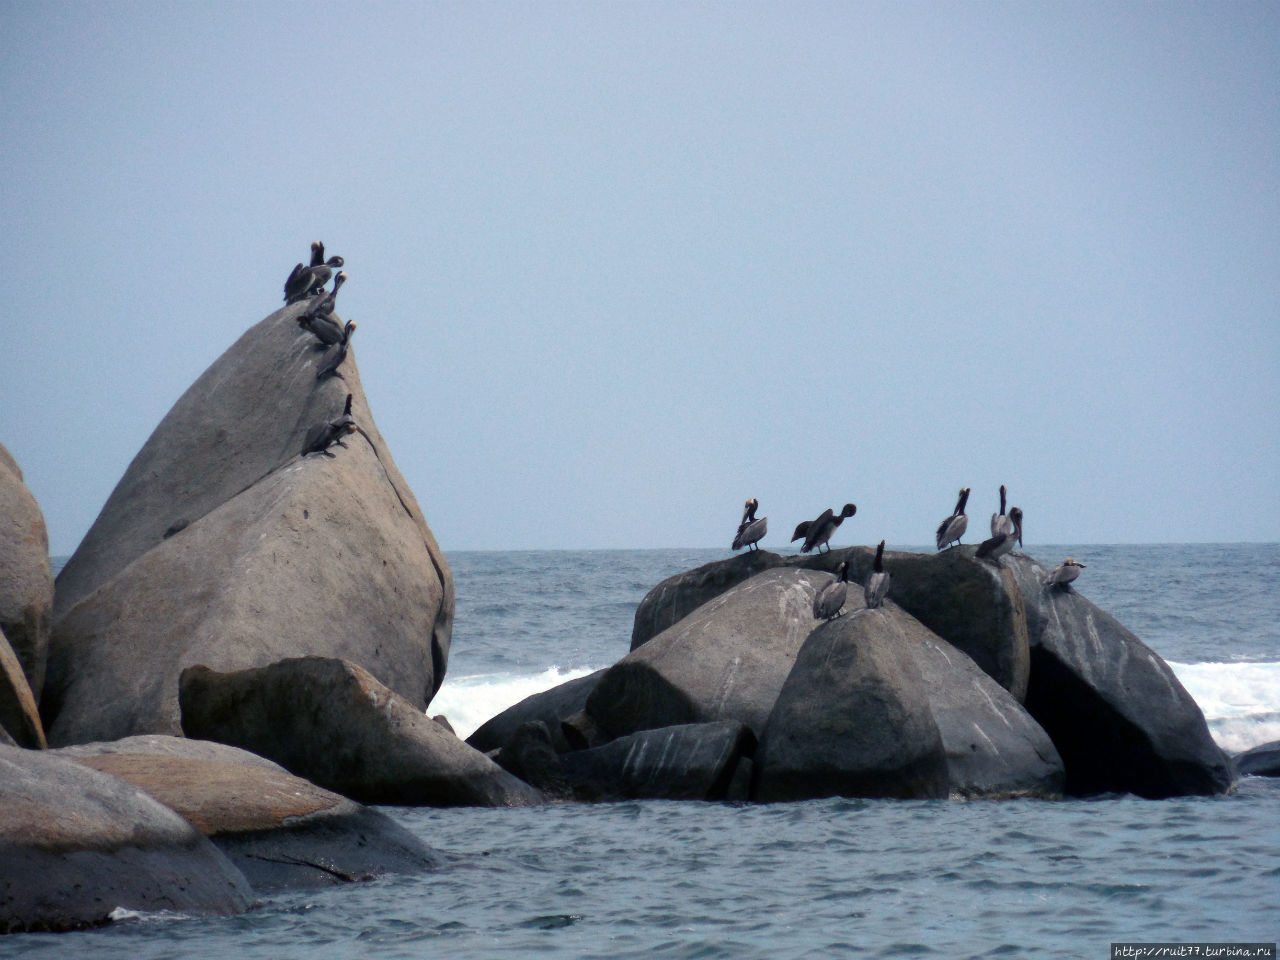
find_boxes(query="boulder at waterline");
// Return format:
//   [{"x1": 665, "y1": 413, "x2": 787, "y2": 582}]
[
  {"x1": 0, "y1": 444, "x2": 54, "y2": 700},
  {"x1": 0, "y1": 744, "x2": 252, "y2": 933},
  {"x1": 180, "y1": 657, "x2": 544, "y2": 807},
  {"x1": 587, "y1": 568, "x2": 834, "y2": 742},
  {"x1": 0, "y1": 626, "x2": 45, "y2": 749},
  {"x1": 467, "y1": 669, "x2": 606, "y2": 755},
  {"x1": 1004, "y1": 554, "x2": 1232, "y2": 798},
  {"x1": 755, "y1": 603, "x2": 949, "y2": 802},
  {"x1": 491, "y1": 721, "x2": 575, "y2": 799},
  {"x1": 43, "y1": 302, "x2": 453, "y2": 745},
  {"x1": 53, "y1": 735, "x2": 440, "y2": 890},
  {"x1": 560, "y1": 720, "x2": 756, "y2": 802},
  {"x1": 1233, "y1": 741, "x2": 1280, "y2": 778}
]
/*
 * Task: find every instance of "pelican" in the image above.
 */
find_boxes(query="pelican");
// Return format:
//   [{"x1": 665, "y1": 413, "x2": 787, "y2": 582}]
[
  {"x1": 731, "y1": 498, "x2": 768, "y2": 552},
  {"x1": 975, "y1": 506, "x2": 1023, "y2": 562},
  {"x1": 935, "y1": 487, "x2": 970, "y2": 551},
  {"x1": 800, "y1": 503, "x2": 856, "y2": 554},
  {"x1": 864, "y1": 540, "x2": 890, "y2": 609},
  {"x1": 813, "y1": 561, "x2": 849, "y2": 620},
  {"x1": 284, "y1": 249, "x2": 345, "y2": 303},
  {"x1": 991, "y1": 484, "x2": 1013, "y2": 537},
  {"x1": 302, "y1": 393, "x2": 357, "y2": 456},
  {"x1": 316, "y1": 321, "x2": 357, "y2": 380},
  {"x1": 1046, "y1": 557, "x2": 1086, "y2": 589},
  {"x1": 298, "y1": 272, "x2": 348, "y2": 343}
]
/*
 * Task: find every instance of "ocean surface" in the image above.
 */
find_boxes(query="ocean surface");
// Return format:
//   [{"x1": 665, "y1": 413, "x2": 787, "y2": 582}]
[{"x1": 14, "y1": 545, "x2": 1280, "y2": 958}]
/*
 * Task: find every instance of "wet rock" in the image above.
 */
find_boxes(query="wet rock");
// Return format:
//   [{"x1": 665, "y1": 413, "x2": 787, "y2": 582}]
[
  {"x1": 180, "y1": 657, "x2": 543, "y2": 807},
  {"x1": 560, "y1": 721, "x2": 756, "y2": 802},
  {"x1": 492, "y1": 721, "x2": 574, "y2": 799},
  {"x1": 0, "y1": 626, "x2": 44, "y2": 748},
  {"x1": 755, "y1": 605, "x2": 949, "y2": 802},
  {"x1": 468, "y1": 669, "x2": 606, "y2": 755},
  {"x1": 53, "y1": 735, "x2": 440, "y2": 891},
  {"x1": 1004, "y1": 554, "x2": 1232, "y2": 797},
  {"x1": 587, "y1": 568, "x2": 832, "y2": 742},
  {"x1": 43, "y1": 305, "x2": 453, "y2": 745},
  {"x1": 1233, "y1": 741, "x2": 1280, "y2": 778},
  {"x1": 0, "y1": 744, "x2": 252, "y2": 932},
  {"x1": 0, "y1": 444, "x2": 54, "y2": 700}
]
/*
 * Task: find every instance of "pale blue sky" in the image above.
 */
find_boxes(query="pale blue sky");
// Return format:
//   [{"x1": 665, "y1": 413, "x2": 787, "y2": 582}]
[{"x1": 3, "y1": 2, "x2": 1277, "y2": 554}]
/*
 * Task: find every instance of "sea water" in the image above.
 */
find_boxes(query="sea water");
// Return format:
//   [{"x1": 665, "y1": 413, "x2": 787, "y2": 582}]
[{"x1": 15, "y1": 545, "x2": 1279, "y2": 958}]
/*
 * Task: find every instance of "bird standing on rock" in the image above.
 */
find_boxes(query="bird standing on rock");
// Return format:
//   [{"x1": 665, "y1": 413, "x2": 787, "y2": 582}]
[
  {"x1": 936, "y1": 487, "x2": 970, "y2": 551},
  {"x1": 813, "y1": 561, "x2": 850, "y2": 620},
  {"x1": 284, "y1": 242, "x2": 345, "y2": 303},
  {"x1": 795, "y1": 503, "x2": 857, "y2": 554},
  {"x1": 298, "y1": 272, "x2": 348, "y2": 343},
  {"x1": 302, "y1": 393, "x2": 357, "y2": 456},
  {"x1": 316, "y1": 320, "x2": 357, "y2": 380},
  {"x1": 991, "y1": 485, "x2": 1013, "y2": 537},
  {"x1": 1045, "y1": 557, "x2": 1086, "y2": 589},
  {"x1": 975, "y1": 506, "x2": 1023, "y2": 562},
  {"x1": 731, "y1": 498, "x2": 768, "y2": 552},
  {"x1": 864, "y1": 540, "x2": 890, "y2": 609}
]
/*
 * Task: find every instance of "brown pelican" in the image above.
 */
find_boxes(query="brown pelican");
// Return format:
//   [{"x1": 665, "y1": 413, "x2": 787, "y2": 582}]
[
  {"x1": 798, "y1": 503, "x2": 856, "y2": 554},
  {"x1": 935, "y1": 487, "x2": 970, "y2": 551},
  {"x1": 975, "y1": 506, "x2": 1023, "y2": 562},
  {"x1": 298, "y1": 272, "x2": 348, "y2": 343},
  {"x1": 284, "y1": 249, "x2": 345, "y2": 303},
  {"x1": 731, "y1": 498, "x2": 768, "y2": 552},
  {"x1": 813, "y1": 561, "x2": 849, "y2": 620},
  {"x1": 1045, "y1": 557, "x2": 1086, "y2": 589},
  {"x1": 864, "y1": 540, "x2": 890, "y2": 609},
  {"x1": 303, "y1": 393, "x2": 357, "y2": 456},
  {"x1": 316, "y1": 321, "x2": 357, "y2": 380},
  {"x1": 991, "y1": 484, "x2": 1013, "y2": 537}
]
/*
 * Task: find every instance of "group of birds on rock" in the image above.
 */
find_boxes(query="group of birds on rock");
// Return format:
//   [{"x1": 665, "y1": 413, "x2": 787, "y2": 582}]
[
  {"x1": 731, "y1": 485, "x2": 1086, "y2": 620},
  {"x1": 284, "y1": 242, "x2": 360, "y2": 456},
  {"x1": 286, "y1": 241, "x2": 357, "y2": 384}
]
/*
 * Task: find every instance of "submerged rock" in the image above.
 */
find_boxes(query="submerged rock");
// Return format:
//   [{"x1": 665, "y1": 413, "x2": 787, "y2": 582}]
[
  {"x1": 1233, "y1": 741, "x2": 1280, "y2": 778},
  {"x1": 0, "y1": 744, "x2": 252, "y2": 932},
  {"x1": 1004, "y1": 554, "x2": 1232, "y2": 798},
  {"x1": 0, "y1": 444, "x2": 54, "y2": 700},
  {"x1": 43, "y1": 304, "x2": 453, "y2": 745},
  {"x1": 54, "y1": 735, "x2": 440, "y2": 890},
  {"x1": 180, "y1": 657, "x2": 543, "y2": 807}
]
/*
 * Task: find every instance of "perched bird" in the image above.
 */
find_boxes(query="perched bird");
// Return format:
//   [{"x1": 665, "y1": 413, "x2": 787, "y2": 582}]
[
  {"x1": 935, "y1": 487, "x2": 971, "y2": 551},
  {"x1": 975, "y1": 506, "x2": 1024, "y2": 562},
  {"x1": 284, "y1": 243, "x2": 345, "y2": 303},
  {"x1": 1045, "y1": 557, "x2": 1086, "y2": 589},
  {"x1": 813, "y1": 561, "x2": 850, "y2": 620},
  {"x1": 991, "y1": 484, "x2": 1013, "y2": 537},
  {"x1": 798, "y1": 503, "x2": 857, "y2": 554},
  {"x1": 298, "y1": 272, "x2": 348, "y2": 343},
  {"x1": 731, "y1": 498, "x2": 768, "y2": 552},
  {"x1": 316, "y1": 321, "x2": 357, "y2": 380},
  {"x1": 302, "y1": 393, "x2": 357, "y2": 456},
  {"x1": 864, "y1": 540, "x2": 890, "y2": 609}
]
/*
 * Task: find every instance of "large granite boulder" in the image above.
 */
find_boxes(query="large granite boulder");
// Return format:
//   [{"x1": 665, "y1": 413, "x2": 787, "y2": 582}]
[
  {"x1": 1004, "y1": 554, "x2": 1232, "y2": 797},
  {"x1": 180, "y1": 657, "x2": 543, "y2": 807},
  {"x1": 0, "y1": 444, "x2": 54, "y2": 700},
  {"x1": 0, "y1": 744, "x2": 252, "y2": 932},
  {"x1": 0, "y1": 626, "x2": 45, "y2": 748},
  {"x1": 1233, "y1": 741, "x2": 1280, "y2": 778},
  {"x1": 43, "y1": 302, "x2": 453, "y2": 745},
  {"x1": 53, "y1": 735, "x2": 440, "y2": 890},
  {"x1": 467, "y1": 669, "x2": 606, "y2": 755},
  {"x1": 587, "y1": 568, "x2": 832, "y2": 742},
  {"x1": 755, "y1": 605, "x2": 950, "y2": 802}
]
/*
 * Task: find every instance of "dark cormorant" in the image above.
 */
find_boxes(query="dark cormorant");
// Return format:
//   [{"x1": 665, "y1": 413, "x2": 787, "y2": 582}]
[
  {"x1": 316, "y1": 321, "x2": 357, "y2": 380},
  {"x1": 298, "y1": 272, "x2": 348, "y2": 343}
]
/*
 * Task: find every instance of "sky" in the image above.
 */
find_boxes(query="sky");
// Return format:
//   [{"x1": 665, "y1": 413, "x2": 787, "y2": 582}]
[{"x1": 3, "y1": 1, "x2": 1278, "y2": 555}]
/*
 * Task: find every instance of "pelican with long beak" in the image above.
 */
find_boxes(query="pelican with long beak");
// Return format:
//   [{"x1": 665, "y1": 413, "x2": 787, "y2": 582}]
[
  {"x1": 298, "y1": 272, "x2": 348, "y2": 344},
  {"x1": 991, "y1": 484, "x2": 1013, "y2": 537},
  {"x1": 935, "y1": 487, "x2": 970, "y2": 551},
  {"x1": 864, "y1": 540, "x2": 890, "y2": 609},
  {"x1": 975, "y1": 506, "x2": 1023, "y2": 562},
  {"x1": 1046, "y1": 557, "x2": 1086, "y2": 589},
  {"x1": 800, "y1": 503, "x2": 857, "y2": 554},
  {"x1": 284, "y1": 246, "x2": 346, "y2": 303},
  {"x1": 813, "y1": 561, "x2": 849, "y2": 620},
  {"x1": 731, "y1": 498, "x2": 768, "y2": 552}
]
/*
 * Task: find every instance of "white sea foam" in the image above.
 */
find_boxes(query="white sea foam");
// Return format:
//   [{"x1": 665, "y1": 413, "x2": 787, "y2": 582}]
[
  {"x1": 429, "y1": 666, "x2": 600, "y2": 741},
  {"x1": 1168, "y1": 660, "x2": 1280, "y2": 755},
  {"x1": 431, "y1": 661, "x2": 1280, "y2": 755}
]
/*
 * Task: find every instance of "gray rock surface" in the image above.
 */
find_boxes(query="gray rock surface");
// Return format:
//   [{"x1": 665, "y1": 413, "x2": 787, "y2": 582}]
[
  {"x1": 467, "y1": 669, "x2": 606, "y2": 755},
  {"x1": 0, "y1": 625, "x2": 45, "y2": 748},
  {"x1": 755, "y1": 605, "x2": 949, "y2": 801},
  {"x1": 180, "y1": 656, "x2": 544, "y2": 807},
  {"x1": 1005, "y1": 553, "x2": 1232, "y2": 797},
  {"x1": 1233, "y1": 740, "x2": 1280, "y2": 778},
  {"x1": 54, "y1": 735, "x2": 440, "y2": 890},
  {"x1": 43, "y1": 304, "x2": 453, "y2": 745},
  {"x1": 0, "y1": 444, "x2": 54, "y2": 700},
  {"x1": 0, "y1": 744, "x2": 252, "y2": 932},
  {"x1": 587, "y1": 568, "x2": 833, "y2": 742}
]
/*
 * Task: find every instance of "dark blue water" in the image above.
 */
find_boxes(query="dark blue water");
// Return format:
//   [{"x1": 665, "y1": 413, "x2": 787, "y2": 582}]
[{"x1": 15, "y1": 546, "x2": 1280, "y2": 958}]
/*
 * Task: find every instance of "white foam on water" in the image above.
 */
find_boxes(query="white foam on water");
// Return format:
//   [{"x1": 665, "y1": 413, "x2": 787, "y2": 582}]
[
  {"x1": 1168, "y1": 660, "x2": 1280, "y2": 754},
  {"x1": 429, "y1": 666, "x2": 600, "y2": 741}
]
